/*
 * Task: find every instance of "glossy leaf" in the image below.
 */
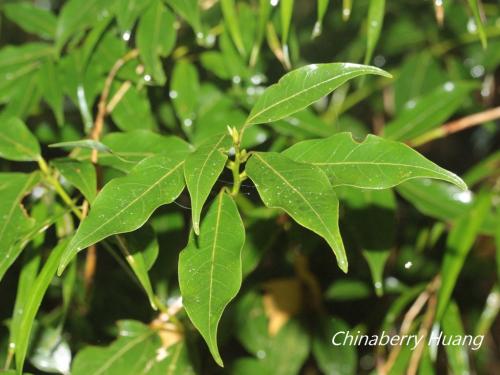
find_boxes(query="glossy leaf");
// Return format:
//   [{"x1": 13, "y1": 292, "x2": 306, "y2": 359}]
[
  {"x1": 221, "y1": 0, "x2": 246, "y2": 56},
  {"x1": 58, "y1": 154, "x2": 186, "y2": 273},
  {"x1": 245, "y1": 63, "x2": 390, "y2": 126},
  {"x1": 441, "y1": 302, "x2": 470, "y2": 374},
  {"x1": 280, "y1": 0, "x2": 294, "y2": 47},
  {"x1": 284, "y1": 132, "x2": 467, "y2": 190},
  {"x1": 49, "y1": 139, "x2": 111, "y2": 153},
  {"x1": 110, "y1": 86, "x2": 155, "y2": 131},
  {"x1": 467, "y1": 0, "x2": 487, "y2": 49},
  {"x1": 178, "y1": 192, "x2": 245, "y2": 366},
  {"x1": 3, "y1": 3, "x2": 57, "y2": 40},
  {"x1": 246, "y1": 152, "x2": 348, "y2": 272},
  {"x1": 364, "y1": 0, "x2": 385, "y2": 64},
  {"x1": 136, "y1": 0, "x2": 176, "y2": 84},
  {"x1": 184, "y1": 133, "x2": 232, "y2": 235},
  {"x1": 342, "y1": 0, "x2": 353, "y2": 21},
  {"x1": 312, "y1": 0, "x2": 329, "y2": 37},
  {"x1": 435, "y1": 192, "x2": 491, "y2": 321},
  {"x1": 171, "y1": 60, "x2": 200, "y2": 129},
  {"x1": 384, "y1": 82, "x2": 477, "y2": 142},
  {"x1": 0, "y1": 117, "x2": 40, "y2": 161},
  {"x1": 14, "y1": 239, "x2": 69, "y2": 373},
  {"x1": 52, "y1": 159, "x2": 97, "y2": 203},
  {"x1": 0, "y1": 172, "x2": 40, "y2": 282}
]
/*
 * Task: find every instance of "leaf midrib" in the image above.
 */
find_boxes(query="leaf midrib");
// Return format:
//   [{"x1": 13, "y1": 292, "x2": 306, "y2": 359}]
[
  {"x1": 73, "y1": 161, "x2": 183, "y2": 249},
  {"x1": 253, "y1": 154, "x2": 340, "y2": 250}
]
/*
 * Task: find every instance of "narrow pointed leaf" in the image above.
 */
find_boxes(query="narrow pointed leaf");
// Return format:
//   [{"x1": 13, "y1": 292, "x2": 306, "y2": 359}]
[
  {"x1": 179, "y1": 192, "x2": 245, "y2": 366},
  {"x1": 38, "y1": 60, "x2": 64, "y2": 126},
  {"x1": 49, "y1": 139, "x2": 111, "y2": 153},
  {"x1": 3, "y1": 2, "x2": 57, "y2": 40},
  {"x1": 364, "y1": 0, "x2": 385, "y2": 64},
  {"x1": 280, "y1": 0, "x2": 294, "y2": 45},
  {"x1": 184, "y1": 133, "x2": 232, "y2": 235},
  {"x1": 59, "y1": 154, "x2": 185, "y2": 273},
  {"x1": 136, "y1": 1, "x2": 176, "y2": 84},
  {"x1": 283, "y1": 132, "x2": 467, "y2": 190},
  {"x1": 467, "y1": 0, "x2": 487, "y2": 49},
  {"x1": 14, "y1": 239, "x2": 70, "y2": 373},
  {"x1": 165, "y1": 0, "x2": 203, "y2": 36},
  {"x1": 0, "y1": 117, "x2": 40, "y2": 161},
  {"x1": 0, "y1": 172, "x2": 40, "y2": 282},
  {"x1": 52, "y1": 159, "x2": 97, "y2": 203},
  {"x1": 312, "y1": 0, "x2": 329, "y2": 37},
  {"x1": 342, "y1": 0, "x2": 353, "y2": 21},
  {"x1": 245, "y1": 63, "x2": 390, "y2": 126},
  {"x1": 171, "y1": 60, "x2": 200, "y2": 128},
  {"x1": 441, "y1": 302, "x2": 471, "y2": 374},
  {"x1": 246, "y1": 152, "x2": 347, "y2": 272},
  {"x1": 220, "y1": 0, "x2": 246, "y2": 56},
  {"x1": 384, "y1": 81, "x2": 477, "y2": 142}
]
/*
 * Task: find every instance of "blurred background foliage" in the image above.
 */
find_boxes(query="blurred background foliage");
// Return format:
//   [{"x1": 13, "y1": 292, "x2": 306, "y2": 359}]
[{"x1": 0, "y1": 0, "x2": 499, "y2": 374}]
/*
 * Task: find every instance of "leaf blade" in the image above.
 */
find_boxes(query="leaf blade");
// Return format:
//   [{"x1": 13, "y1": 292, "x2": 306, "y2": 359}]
[{"x1": 0, "y1": 117, "x2": 40, "y2": 162}]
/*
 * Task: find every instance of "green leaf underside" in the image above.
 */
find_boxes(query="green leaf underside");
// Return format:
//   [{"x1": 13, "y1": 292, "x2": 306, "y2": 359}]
[
  {"x1": 283, "y1": 132, "x2": 467, "y2": 190},
  {"x1": 52, "y1": 159, "x2": 97, "y2": 203},
  {"x1": 179, "y1": 192, "x2": 245, "y2": 366},
  {"x1": 14, "y1": 239, "x2": 69, "y2": 373},
  {"x1": 0, "y1": 172, "x2": 40, "y2": 282},
  {"x1": 0, "y1": 117, "x2": 40, "y2": 161},
  {"x1": 246, "y1": 152, "x2": 347, "y2": 272},
  {"x1": 245, "y1": 63, "x2": 391, "y2": 125},
  {"x1": 184, "y1": 133, "x2": 232, "y2": 235},
  {"x1": 58, "y1": 154, "x2": 185, "y2": 273}
]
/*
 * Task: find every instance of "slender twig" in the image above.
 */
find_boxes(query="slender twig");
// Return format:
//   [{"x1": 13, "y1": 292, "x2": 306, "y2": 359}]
[{"x1": 409, "y1": 106, "x2": 500, "y2": 147}]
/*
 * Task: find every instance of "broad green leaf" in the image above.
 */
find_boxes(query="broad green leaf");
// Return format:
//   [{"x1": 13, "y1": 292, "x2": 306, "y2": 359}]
[
  {"x1": 184, "y1": 133, "x2": 232, "y2": 235},
  {"x1": 110, "y1": 86, "x2": 155, "y2": 131},
  {"x1": 441, "y1": 302, "x2": 471, "y2": 374},
  {"x1": 115, "y1": 0, "x2": 153, "y2": 33},
  {"x1": 136, "y1": 0, "x2": 176, "y2": 84},
  {"x1": 165, "y1": 0, "x2": 202, "y2": 37},
  {"x1": 467, "y1": 0, "x2": 487, "y2": 49},
  {"x1": 397, "y1": 179, "x2": 496, "y2": 235},
  {"x1": 312, "y1": 0, "x2": 329, "y2": 37},
  {"x1": 312, "y1": 316, "x2": 357, "y2": 375},
  {"x1": 170, "y1": 60, "x2": 200, "y2": 130},
  {"x1": 52, "y1": 159, "x2": 97, "y2": 203},
  {"x1": 245, "y1": 63, "x2": 390, "y2": 126},
  {"x1": 55, "y1": 0, "x2": 115, "y2": 51},
  {"x1": 283, "y1": 132, "x2": 467, "y2": 190},
  {"x1": 246, "y1": 152, "x2": 348, "y2": 272},
  {"x1": 435, "y1": 192, "x2": 491, "y2": 321},
  {"x1": 0, "y1": 117, "x2": 40, "y2": 161},
  {"x1": 0, "y1": 172, "x2": 39, "y2": 282},
  {"x1": 178, "y1": 192, "x2": 245, "y2": 366},
  {"x1": 364, "y1": 0, "x2": 385, "y2": 64},
  {"x1": 384, "y1": 82, "x2": 477, "y2": 142},
  {"x1": 14, "y1": 239, "x2": 70, "y2": 373},
  {"x1": 220, "y1": 0, "x2": 246, "y2": 56},
  {"x1": 58, "y1": 154, "x2": 186, "y2": 273},
  {"x1": 79, "y1": 130, "x2": 192, "y2": 172},
  {"x1": 3, "y1": 3, "x2": 57, "y2": 40},
  {"x1": 38, "y1": 59, "x2": 64, "y2": 126},
  {"x1": 49, "y1": 139, "x2": 111, "y2": 153}
]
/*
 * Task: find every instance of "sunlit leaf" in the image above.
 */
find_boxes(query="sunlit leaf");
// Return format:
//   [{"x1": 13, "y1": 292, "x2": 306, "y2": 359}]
[{"x1": 364, "y1": 0, "x2": 385, "y2": 64}]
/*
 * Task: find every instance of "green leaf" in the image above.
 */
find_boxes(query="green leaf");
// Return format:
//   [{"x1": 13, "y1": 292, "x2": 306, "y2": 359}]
[
  {"x1": 0, "y1": 172, "x2": 40, "y2": 282},
  {"x1": 435, "y1": 192, "x2": 491, "y2": 321},
  {"x1": 49, "y1": 139, "x2": 111, "y2": 153},
  {"x1": 312, "y1": 0, "x2": 329, "y2": 37},
  {"x1": 441, "y1": 302, "x2": 471, "y2": 374},
  {"x1": 249, "y1": 0, "x2": 271, "y2": 66},
  {"x1": 245, "y1": 63, "x2": 391, "y2": 126},
  {"x1": 110, "y1": 86, "x2": 155, "y2": 131},
  {"x1": 115, "y1": 0, "x2": 153, "y2": 33},
  {"x1": 0, "y1": 117, "x2": 40, "y2": 161},
  {"x1": 58, "y1": 154, "x2": 186, "y2": 273},
  {"x1": 280, "y1": 0, "x2": 294, "y2": 45},
  {"x1": 38, "y1": 59, "x2": 64, "y2": 126},
  {"x1": 397, "y1": 179, "x2": 496, "y2": 235},
  {"x1": 178, "y1": 192, "x2": 245, "y2": 366},
  {"x1": 384, "y1": 82, "x2": 477, "y2": 142},
  {"x1": 325, "y1": 279, "x2": 372, "y2": 301},
  {"x1": 246, "y1": 152, "x2": 348, "y2": 272},
  {"x1": 170, "y1": 60, "x2": 200, "y2": 130},
  {"x1": 467, "y1": 0, "x2": 487, "y2": 49},
  {"x1": 82, "y1": 130, "x2": 192, "y2": 172},
  {"x1": 342, "y1": 0, "x2": 352, "y2": 21},
  {"x1": 184, "y1": 133, "x2": 232, "y2": 235},
  {"x1": 364, "y1": 0, "x2": 385, "y2": 64},
  {"x1": 14, "y1": 238, "x2": 70, "y2": 373},
  {"x1": 283, "y1": 132, "x2": 467, "y2": 190},
  {"x1": 55, "y1": 0, "x2": 115, "y2": 51},
  {"x1": 3, "y1": 3, "x2": 57, "y2": 40},
  {"x1": 312, "y1": 316, "x2": 357, "y2": 375},
  {"x1": 52, "y1": 159, "x2": 97, "y2": 203},
  {"x1": 136, "y1": 0, "x2": 176, "y2": 84},
  {"x1": 165, "y1": 0, "x2": 202, "y2": 37},
  {"x1": 220, "y1": 0, "x2": 246, "y2": 56}
]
